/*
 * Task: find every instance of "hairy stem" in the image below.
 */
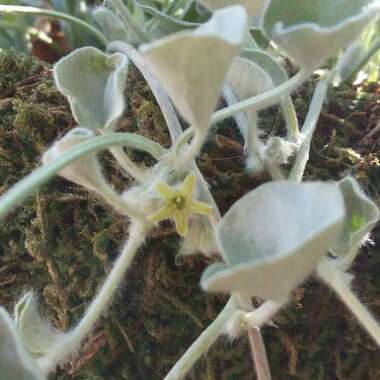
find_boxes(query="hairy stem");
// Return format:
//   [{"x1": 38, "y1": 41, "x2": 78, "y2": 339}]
[
  {"x1": 107, "y1": 41, "x2": 183, "y2": 142},
  {"x1": 109, "y1": 146, "x2": 152, "y2": 183},
  {"x1": 39, "y1": 222, "x2": 150, "y2": 373},
  {"x1": 281, "y1": 97, "x2": 300, "y2": 141},
  {"x1": 236, "y1": 295, "x2": 273, "y2": 380},
  {"x1": 164, "y1": 297, "x2": 238, "y2": 380},
  {"x1": 342, "y1": 35, "x2": 380, "y2": 84},
  {"x1": 0, "y1": 133, "x2": 165, "y2": 221},
  {"x1": 289, "y1": 78, "x2": 329, "y2": 182},
  {"x1": 0, "y1": 5, "x2": 109, "y2": 46},
  {"x1": 212, "y1": 69, "x2": 308, "y2": 124},
  {"x1": 317, "y1": 257, "x2": 380, "y2": 346}
]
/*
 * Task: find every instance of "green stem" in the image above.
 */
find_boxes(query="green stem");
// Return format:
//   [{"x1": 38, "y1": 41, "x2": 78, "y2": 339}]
[
  {"x1": 164, "y1": 297, "x2": 238, "y2": 380},
  {"x1": 289, "y1": 79, "x2": 329, "y2": 182},
  {"x1": 109, "y1": 0, "x2": 150, "y2": 43},
  {"x1": 280, "y1": 97, "x2": 300, "y2": 141},
  {"x1": 0, "y1": 133, "x2": 166, "y2": 221},
  {"x1": 317, "y1": 257, "x2": 380, "y2": 347},
  {"x1": 212, "y1": 69, "x2": 307, "y2": 124},
  {"x1": 0, "y1": 5, "x2": 109, "y2": 46},
  {"x1": 343, "y1": 36, "x2": 380, "y2": 84}
]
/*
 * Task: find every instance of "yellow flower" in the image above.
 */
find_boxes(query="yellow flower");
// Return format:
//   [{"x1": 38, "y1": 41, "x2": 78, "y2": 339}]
[{"x1": 148, "y1": 173, "x2": 213, "y2": 237}]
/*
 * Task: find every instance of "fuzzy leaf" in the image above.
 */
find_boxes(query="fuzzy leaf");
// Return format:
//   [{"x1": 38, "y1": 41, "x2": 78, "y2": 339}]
[
  {"x1": 330, "y1": 177, "x2": 379, "y2": 256},
  {"x1": 14, "y1": 293, "x2": 64, "y2": 357},
  {"x1": 42, "y1": 128, "x2": 110, "y2": 195},
  {"x1": 197, "y1": 0, "x2": 267, "y2": 17},
  {"x1": 93, "y1": 7, "x2": 129, "y2": 42},
  {"x1": 241, "y1": 49, "x2": 287, "y2": 86},
  {"x1": 54, "y1": 47, "x2": 128, "y2": 131},
  {"x1": 0, "y1": 308, "x2": 45, "y2": 380},
  {"x1": 262, "y1": 0, "x2": 380, "y2": 72},
  {"x1": 228, "y1": 57, "x2": 273, "y2": 101},
  {"x1": 201, "y1": 181, "x2": 345, "y2": 302},
  {"x1": 140, "y1": 6, "x2": 248, "y2": 128}
]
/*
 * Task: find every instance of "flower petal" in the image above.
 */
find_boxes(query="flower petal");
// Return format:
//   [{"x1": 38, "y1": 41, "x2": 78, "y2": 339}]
[
  {"x1": 174, "y1": 211, "x2": 189, "y2": 237},
  {"x1": 187, "y1": 200, "x2": 213, "y2": 216},
  {"x1": 180, "y1": 174, "x2": 196, "y2": 199},
  {"x1": 149, "y1": 203, "x2": 173, "y2": 223},
  {"x1": 155, "y1": 182, "x2": 176, "y2": 201}
]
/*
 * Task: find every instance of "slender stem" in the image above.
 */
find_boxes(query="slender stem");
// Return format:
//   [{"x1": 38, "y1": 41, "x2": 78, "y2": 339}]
[
  {"x1": 289, "y1": 78, "x2": 329, "y2": 182},
  {"x1": 343, "y1": 36, "x2": 380, "y2": 84},
  {"x1": 109, "y1": 147, "x2": 152, "y2": 184},
  {"x1": 173, "y1": 69, "x2": 308, "y2": 158},
  {"x1": 223, "y1": 85, "x2": 265, "y2": 172},
  {"x1": 38, "y1": 222, "x2": 150, "y2": 373},
  {"x1": 176, "y1": 128, "x2": 208, "y2": 168},
  {"x1": 0, "y1": 133, "x2": 166, "y2": 221},
  {"x1": 212, "y1": 69, "x2": 308, "y2": 124},
  {"x1": 164, "y1": 297, "x2": 238, "y2": 380},
  {"x1": 108, "y1": 0, "x2": 150, "y2": 43},
  {"x1": 248, "y1": 329, "x2": 272, "y2": 380},
  {"x1": 280, "y1": 97, "x2": 300, "y2": 141},
  {"x1": 0, "y1": 5, "x2": 109, "y2": 46},
  {"x1": 107, "y1": 41, "x2": 183, "y2": 142},
  {"x1": 236, "y1": 295, "x2": 273, "y2": 380},
  {"x1": 98, "y1": 185, "x2": 145, "y2": 221},
  {"x1": 317, "y1": 257, "x2": 380, "y2": 347},
  {"x1": 243, "y1": 301, "x2": 284, "y2": 330}
]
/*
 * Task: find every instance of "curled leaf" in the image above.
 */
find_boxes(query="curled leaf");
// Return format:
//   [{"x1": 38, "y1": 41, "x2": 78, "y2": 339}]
[
  {"x1": 54, "y1": 47, "x2": 128, "y2": 131},
  {"x1": 330, "y1": 177, "x2": 379, "y2": 257},
  {"x1": 262, "y1": 0, "x2": 380, "y2": 72},
  {"x1": 14, "y1": 293, "x2": 64, "y2": 357},
  {"x1": 42, "y1": 128, "x2": 110, "y2": 195},
  {"x1": 201, "y1": 181, "x2": 345, "y2": 302},
  {"x1": 0, "y1": 307, "x2": 45, "y2": 379},
  {"x1": 140, "y1": 6, "x2": 248, "y2": 129}
]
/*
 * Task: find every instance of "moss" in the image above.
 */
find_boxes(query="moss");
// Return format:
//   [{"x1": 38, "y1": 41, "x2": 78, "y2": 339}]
[{"x1": 0, "y1": 49, "x2": 379, "y2": 380}]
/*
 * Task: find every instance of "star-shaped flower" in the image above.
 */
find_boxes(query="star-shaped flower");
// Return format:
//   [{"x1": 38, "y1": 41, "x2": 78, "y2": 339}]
[{"x1": 148, "y1": 174, "x2": 213, "y2": 237}]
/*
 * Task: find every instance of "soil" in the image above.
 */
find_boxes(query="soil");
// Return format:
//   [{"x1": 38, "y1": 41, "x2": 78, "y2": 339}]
[{"x1": 0, "y1": 49, "x2": 379, "y2": 380}]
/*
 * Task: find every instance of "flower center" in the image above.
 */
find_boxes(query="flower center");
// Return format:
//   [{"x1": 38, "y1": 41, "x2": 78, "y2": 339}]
[{"x1": 171, "y1": 195, "x2": 186, "y2": 211}]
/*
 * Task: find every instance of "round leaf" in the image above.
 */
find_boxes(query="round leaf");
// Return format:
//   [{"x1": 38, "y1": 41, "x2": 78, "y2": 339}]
[
  {"x1": 262, "y1": 0, "x2": 380, "y2": 72},
  {"x1": 201, "y1": 181, "x2": 345, "y2": 301},
  {"x1": 140, "y1": 6, "x2": 248, "y2": 129},
  {"x1": 54, "y1": 47, "x2": 128, "y2": 131},
  {"x1": 330, "y1": 177, "x2": 379, "y2": 256}
]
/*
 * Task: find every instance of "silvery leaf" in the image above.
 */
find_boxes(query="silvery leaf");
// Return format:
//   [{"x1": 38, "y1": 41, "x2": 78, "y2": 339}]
[
  {"x1": 227, "y1": 57, "x2": 274, "y2": 101},
  {"x1": 54, "y1": 47, "x2": 128, "y2": 131},
  {"x1": 14, "y1": 293, "x2": 64, "y2": 357},
  {"x1": 93, "y1": 7, "x2": 129, "y2": 42},
  {"x1": 0, "y1": 307, "x2": 45, "y2": 380},
  {"x1": 262, "y1": 0, "x2": 380, "y2": 72},
  {"x1": 201, "y1": 181, "x2": 345, "y2": 302},
  {"x1": 330, "y1": 177, "x2": 379, "y2": 256},
  {"x1": 140, "y1": 6, "x2": 248, "y2": 129},
  {"x1": 42, "y1": 128, "x2": 110, "y2": 195},
  {"x1": 197, "y1": 0, "x2": 267, "y2": 18},
  {"x1": 241, "y1": 49, "x2": 287, "y2": 86}
]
